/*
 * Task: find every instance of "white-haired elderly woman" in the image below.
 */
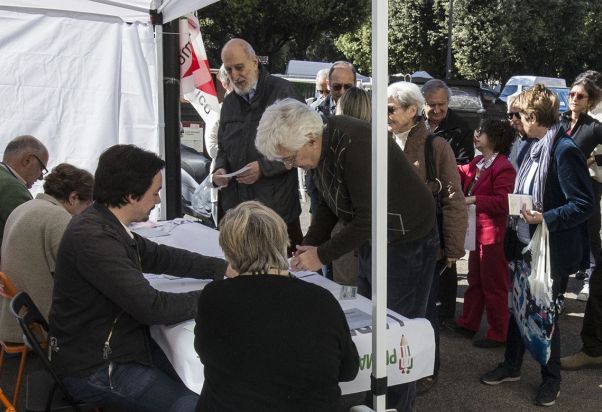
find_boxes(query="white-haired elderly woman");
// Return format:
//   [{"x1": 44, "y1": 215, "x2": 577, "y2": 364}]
[
  {"x1": 194, "y1": 200, "x2": 359, "y2": 412},
  {"x1": 255, "y1": 98, "x2": 439, "y2": 412},
  {"x1": 387, "y1": 81, "x2": 467, "y2": 389}
]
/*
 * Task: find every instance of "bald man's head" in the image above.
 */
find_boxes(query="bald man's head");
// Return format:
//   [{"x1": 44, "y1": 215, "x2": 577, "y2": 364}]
[
  {"x1": 221, "y1": 38, "x2": 260, "y2": 96},
  {"x1": 3, "y1": 135, "x2": 49, "y2": 188}
]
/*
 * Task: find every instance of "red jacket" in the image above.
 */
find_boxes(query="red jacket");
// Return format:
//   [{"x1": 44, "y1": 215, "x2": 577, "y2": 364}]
[{"x1": 458, "y1": 155, "x2": 516, "y2": 245}]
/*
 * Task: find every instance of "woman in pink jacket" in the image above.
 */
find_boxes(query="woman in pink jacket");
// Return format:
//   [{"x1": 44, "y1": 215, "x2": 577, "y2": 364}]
[{"x1": 456, "y1": 119, "x2": 517, "y2": 348}]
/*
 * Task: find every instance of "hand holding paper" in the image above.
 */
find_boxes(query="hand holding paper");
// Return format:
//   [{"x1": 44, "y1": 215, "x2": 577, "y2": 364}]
[{"x1": 508, "y1": 194, "x2": 533, "y2": 216}]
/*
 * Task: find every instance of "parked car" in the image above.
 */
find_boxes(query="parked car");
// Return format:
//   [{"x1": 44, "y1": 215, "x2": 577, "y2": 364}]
[
  {"x1": 500, "y1": 75, "x2": 569, "y2": 112},
  {"x1": 391, "y1": 76, "x2": 507, "y2": 133}
]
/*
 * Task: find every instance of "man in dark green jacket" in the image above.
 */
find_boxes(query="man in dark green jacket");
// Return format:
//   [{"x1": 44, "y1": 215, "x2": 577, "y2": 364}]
[{"x1": 0, "y1": 135, "x2": 48, "y2": 248}]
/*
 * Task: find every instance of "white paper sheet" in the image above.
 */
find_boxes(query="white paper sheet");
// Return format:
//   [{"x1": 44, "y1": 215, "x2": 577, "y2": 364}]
[{"x1": 508, "y1": 194, "x2": 533, "y2": 216}]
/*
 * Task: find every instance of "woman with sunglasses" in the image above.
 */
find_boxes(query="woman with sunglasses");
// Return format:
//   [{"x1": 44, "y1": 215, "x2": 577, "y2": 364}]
[
  {"x1": 480, "y1": 85, "x2": 594, "y2": 406},
  {"x1": 507, "y1": 92, "x2": 536, "y2": 171},
  {"x1": 387, "y1": 81, "x2": 467, "y2": 392},
  {"x1": 455, "y1": 120, "x2": 516, "y2": 349},
  {"x1": 560, "y1": 75, "x2": 602, "y2": 297}
]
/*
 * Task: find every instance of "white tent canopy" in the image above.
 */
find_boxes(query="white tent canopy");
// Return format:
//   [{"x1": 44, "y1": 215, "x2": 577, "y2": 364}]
[
  {"x1": 0, "y1": 1, "x2": 218, "y2": 24},
  {"x1": 0, "y1": 0, "x2": 215, "y2": 198}
]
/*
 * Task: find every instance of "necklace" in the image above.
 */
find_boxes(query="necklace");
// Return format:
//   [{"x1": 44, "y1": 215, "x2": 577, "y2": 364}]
[{"x1": 238, "y1": 267, "x2": 291, "y2": 277}]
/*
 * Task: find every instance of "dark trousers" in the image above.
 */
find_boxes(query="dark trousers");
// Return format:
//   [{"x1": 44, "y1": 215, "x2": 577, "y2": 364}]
[
  {"x1": 425, "y1": 260, "x2": 442, "y2": 376},
  {"x1": 582, "y1": 265, "x2": 602, "y2": 356},
  {"x1": 587, "y1": 179, "x2": 602, "y2": 268},
  {"x1": 63, "y1": 342, "x2": 197, "y2": 412},
  {"x1": 357, "y1": 225, "x2": 439, "y2": 412},
  {"x1": 438, "y1": 264, "x2": 458, "y2": 320},
  {"x1": 504, "y1": 274, "x2": 563, "y2": 384}
]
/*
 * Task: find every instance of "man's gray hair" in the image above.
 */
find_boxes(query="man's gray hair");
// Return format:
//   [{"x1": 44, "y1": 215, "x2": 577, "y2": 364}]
[
  {"x1": 422, "y1": 79, "x2": 451, "y2": 101},
  {"x1": 3, "y1": 135, "x2": 46, "y2": 161},
  {"x1": 256, "y1": 98, "x2": 324, "y2": 160},
  {"x1": 315, "y1": 68, "x2": 329, "y2": 82},
  {"x1": 219, "y1": 200, "x2": 289, "y2": 274},
  {"x1": 388, "y1": 81, "x2": 425, "y2": 110}
]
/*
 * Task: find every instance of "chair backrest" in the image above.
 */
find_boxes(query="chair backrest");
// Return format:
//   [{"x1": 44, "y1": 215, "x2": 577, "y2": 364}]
[
  {"x1": 9, "y1": 292, "x2": 79, "y2": 408},
  {"x1": 0, "y1": 271, "x2": 17, "y2": 299}
]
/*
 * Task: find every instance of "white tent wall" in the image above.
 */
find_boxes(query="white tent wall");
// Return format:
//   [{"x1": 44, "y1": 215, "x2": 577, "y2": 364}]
[{"x1": 0, "y1": 8, "x2": 158, "y2": 184}]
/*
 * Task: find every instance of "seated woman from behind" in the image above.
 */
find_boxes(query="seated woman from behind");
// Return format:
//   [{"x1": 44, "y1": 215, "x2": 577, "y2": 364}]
[
  {"x1": 194, "y1": 200, "x2": 359, "y2": 412},
  {"x1": 0, "y1": 163, "x2": 93, "y2": 343}
]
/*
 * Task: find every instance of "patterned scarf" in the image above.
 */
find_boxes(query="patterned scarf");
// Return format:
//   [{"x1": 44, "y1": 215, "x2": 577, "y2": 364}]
[{"x1": 514, "y1": 123, "x2": 561, "y2": 211}]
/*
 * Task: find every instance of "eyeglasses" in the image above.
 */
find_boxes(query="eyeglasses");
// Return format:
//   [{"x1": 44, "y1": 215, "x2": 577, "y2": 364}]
[
  {"x1": 316, "y1": 89, "x2": 330, "y2": 95},
  {"x1": 331, "y1": 83, "x2": 354, "y2": 92},
  {"x1": 275, "y1": 151, "x2": 298, "y2": 168},
  {"x1": 32, "y1": 154, "x2": 48, "y2": 176},
  {"x1": 506, "y1": 112, "x2": 520, "y2": 120},
  {"x1": 388, "y1": 106, "x2": 399, "y2": 115},
  {"x1": 474, "y1": 128, "x2": 482, "y2": 137},
  {"x1": 569, "y1": 91, "x2": 589, "y2": 101}
]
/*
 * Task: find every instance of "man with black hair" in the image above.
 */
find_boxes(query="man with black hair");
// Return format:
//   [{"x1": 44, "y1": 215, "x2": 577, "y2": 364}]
[{"x1": 48, "y1": 144, "x2": 228, "y2": 412}]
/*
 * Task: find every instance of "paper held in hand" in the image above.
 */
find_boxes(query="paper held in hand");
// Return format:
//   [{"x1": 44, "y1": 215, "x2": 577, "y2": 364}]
[
  {"x1": 221, "y1": 165, "x2": 250, "y2": 178},
  {"x1": 508, "y1": 194, "x2": 533, "y2": 216}
]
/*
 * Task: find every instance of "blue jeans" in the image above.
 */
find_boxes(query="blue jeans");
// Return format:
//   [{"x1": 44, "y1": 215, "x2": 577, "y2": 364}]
[
  {"x1": 63, "y1": 349, "x2": 197, "y2": 412},
  {"x1": 357, "y1": 224, "x2": 439, "y2": 412}
]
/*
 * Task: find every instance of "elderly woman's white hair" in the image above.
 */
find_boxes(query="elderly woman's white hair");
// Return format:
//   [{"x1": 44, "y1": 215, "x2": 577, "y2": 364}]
[
  {"x1": 255, "y1": 98, "x2": 324, "y2": 160},
  {"x1": 388, "y1": 81, "x2": 424, "y2": 119}
]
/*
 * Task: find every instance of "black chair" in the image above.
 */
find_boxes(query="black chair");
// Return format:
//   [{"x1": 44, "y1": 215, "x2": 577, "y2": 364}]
[{"x1": 10, "y1": 292, "x2": 98, "y2": 412}]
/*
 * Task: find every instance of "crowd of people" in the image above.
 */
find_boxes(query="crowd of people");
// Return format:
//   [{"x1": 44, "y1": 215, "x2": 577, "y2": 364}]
[{"x1": 0, "y1": 36, "x2": 601, "y2": 412}]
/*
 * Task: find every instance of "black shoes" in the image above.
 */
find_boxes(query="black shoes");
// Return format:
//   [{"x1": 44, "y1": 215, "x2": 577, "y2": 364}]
[
  {"x1": 480, "y1": 363, "x2": 521, "y2": 385},
  {"x1": 416, "y1": 375, "x2": 438, "y2": 395},
  {"x1": 473, "y1": 338, "x2": 505, "y2": 348},
  {"x1": 453, "y1": 324, "x2": 476, "y2": 339},
  {"x1": 535, "y1": 380, "x2": 560, "y2": 407}
]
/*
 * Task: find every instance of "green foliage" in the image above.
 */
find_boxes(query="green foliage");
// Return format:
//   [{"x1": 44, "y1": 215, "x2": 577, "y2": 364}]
[
  {"x1": 197, "y1": 0, "x2": 369, "y2": 73},
  {"x1": 336, "y1": 0, "x2": 602, "y2": 83},
  {"x1": 199, "y1": 0, "x2": 602, "y2": 83}
]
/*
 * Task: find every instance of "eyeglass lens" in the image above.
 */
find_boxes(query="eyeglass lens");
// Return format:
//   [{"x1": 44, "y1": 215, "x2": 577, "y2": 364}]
[{"x1": 569, "y1": 92, "x2": 588, "y2": 100}]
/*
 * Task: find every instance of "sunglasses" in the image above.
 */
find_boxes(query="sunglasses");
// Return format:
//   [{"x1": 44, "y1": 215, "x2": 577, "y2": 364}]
[
  {"x1": 387, "y1": 106, "x2": 398, "y2": 115},
  {"x1": 331, "y1": 83, "x2": 354, "y2": 92},
  {"x1": 569, "y1": 91, "x2": 588, "y2": 101},
  {"x1": 316, "y1": 89, "x2": 329, "y2": 95},
  {"x1": 506, "y1": 112, "x2": 520, "y2": 120}
]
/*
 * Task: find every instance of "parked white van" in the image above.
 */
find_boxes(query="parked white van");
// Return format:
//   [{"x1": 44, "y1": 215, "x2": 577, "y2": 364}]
[{"x1": 499, "y1": 75, "x2": 569, "y2": 112}]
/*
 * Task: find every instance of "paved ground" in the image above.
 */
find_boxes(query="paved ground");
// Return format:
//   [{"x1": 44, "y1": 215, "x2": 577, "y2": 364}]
[{"x1": 2, "y1": 201, "x2": 601, "y2": 411}]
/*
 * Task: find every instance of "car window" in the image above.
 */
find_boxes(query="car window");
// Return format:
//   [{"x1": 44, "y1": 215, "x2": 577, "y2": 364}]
[
  {"x1": 549, "y1": 87, "x2": 569, "y2": 113},
  {"x1": 500, "y1": 85, "x2": 518, "y2": 101},
  {"x1": 448, "y1": 86, "x2": 483, "y2": 111}
]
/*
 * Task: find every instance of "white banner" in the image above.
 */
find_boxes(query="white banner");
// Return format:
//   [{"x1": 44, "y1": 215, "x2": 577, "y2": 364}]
[
  {"x1": 179, "y1": 14, "x2": 219, "y2": 122},
  {"x1": 0, "y1": 9, "x2": 158, "y2": 190}
]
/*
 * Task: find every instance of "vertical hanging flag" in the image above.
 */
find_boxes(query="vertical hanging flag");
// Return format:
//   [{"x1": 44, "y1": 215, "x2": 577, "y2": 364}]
[{"x1": 179, "y1": 14, "x2": 219, "y2": 122}]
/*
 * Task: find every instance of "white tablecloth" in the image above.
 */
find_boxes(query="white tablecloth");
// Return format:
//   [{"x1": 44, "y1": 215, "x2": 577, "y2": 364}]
[{"x1": 142, "y1": 221, "x2": 435, "y2": 395}]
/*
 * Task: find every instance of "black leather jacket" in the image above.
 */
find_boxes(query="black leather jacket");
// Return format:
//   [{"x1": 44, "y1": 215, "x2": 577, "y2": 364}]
[{"x1": 48, "y1": 203, "x2": 227, "y2": 377}]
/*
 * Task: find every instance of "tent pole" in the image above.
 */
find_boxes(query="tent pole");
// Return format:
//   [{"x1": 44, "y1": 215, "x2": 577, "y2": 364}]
[
  {"x1": 154, "y1": 19, "x2": 167, "y2": 220},
  {"x1": 161, "y1": 17, "x2": 182, "y2": 219},
  {"x1": 371, "y1": 0, "x2": 389, "y2": 411}
]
